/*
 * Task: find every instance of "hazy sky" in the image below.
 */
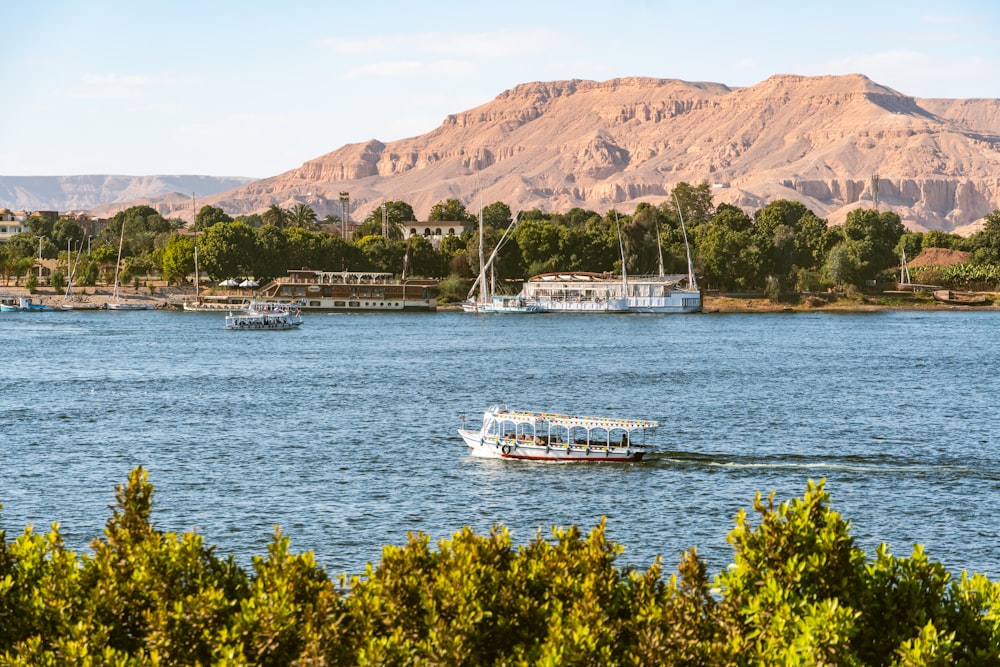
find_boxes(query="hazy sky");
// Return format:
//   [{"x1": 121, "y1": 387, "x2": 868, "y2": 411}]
[{"x1": 2, "y1": 0, "x2": 997, "y2": 178}]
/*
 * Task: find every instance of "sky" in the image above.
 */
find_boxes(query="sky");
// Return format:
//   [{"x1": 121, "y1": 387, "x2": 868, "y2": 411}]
[{"x1": 2, "y1": 0, "x2": 998, "y2": 179}]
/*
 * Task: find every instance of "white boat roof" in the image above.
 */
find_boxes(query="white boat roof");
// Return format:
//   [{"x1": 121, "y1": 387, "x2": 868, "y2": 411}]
[{"x1": 490, "y1": 408, "x2": 658, "y2": 430}]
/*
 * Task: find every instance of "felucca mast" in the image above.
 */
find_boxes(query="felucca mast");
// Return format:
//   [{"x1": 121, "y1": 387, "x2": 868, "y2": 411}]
[
  {"x1": 615, "y1": 210, "x2": 627, "y2": 293},
  {"x1": 466, "y1": 212, "x2": 522, "y2": 302},
  {"x1": 192, "y1": 193, "x2": 200, "y2": 304},
  {"x1": 674, "y1": 194, "x2": 697, "y2": 290},
  {"x1": 477, "y1": 192, "x2": 486, "y2": 305},
  {"x1": 112, "y1": 220, "x2": 126, "y2": 302}
]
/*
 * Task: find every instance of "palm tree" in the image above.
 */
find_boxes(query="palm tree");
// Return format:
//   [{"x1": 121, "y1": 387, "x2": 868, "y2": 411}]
[
  {"x1": 288, "y1": 203, "x2": 318, "y2": 230},
  {"x1": 262, "y1": 205, "x2": 290, "y2": 229}
]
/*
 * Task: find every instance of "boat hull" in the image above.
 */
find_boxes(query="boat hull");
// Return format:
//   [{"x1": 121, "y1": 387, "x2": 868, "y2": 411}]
[
  {"x1": 106, "y1": 302, "x2": 154, "y2": 311},
  {"x1": 458, "y1": 429, "x2": 648, "y2": 462},
  {"x1": 932, "y1": 290, "x2": 989, "y2": 306}
]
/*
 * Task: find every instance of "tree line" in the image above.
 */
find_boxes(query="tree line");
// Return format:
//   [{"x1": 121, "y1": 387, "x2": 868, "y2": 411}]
[
  {"x1": 1, "y1": 467, "x2": 997, "y2": 664},
  {"x1": 5, "y1": 184, "x2": 1000, "y2": 298}
]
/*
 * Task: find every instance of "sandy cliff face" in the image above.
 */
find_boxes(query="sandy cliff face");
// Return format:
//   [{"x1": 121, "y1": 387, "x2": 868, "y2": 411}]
[{"x1": 134, "y1": 74, "x2": 1000, "y2": 232}]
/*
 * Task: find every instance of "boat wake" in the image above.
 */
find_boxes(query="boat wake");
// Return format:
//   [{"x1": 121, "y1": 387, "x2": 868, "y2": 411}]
[{"x1": 651, "y1": 451, "x2": 986, "y2": 477}]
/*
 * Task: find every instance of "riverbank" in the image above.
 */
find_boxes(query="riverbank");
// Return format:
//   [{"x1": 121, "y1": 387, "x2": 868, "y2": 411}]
[{"x1": 2, "y1": 285, "x2": 996, "y2": 312}]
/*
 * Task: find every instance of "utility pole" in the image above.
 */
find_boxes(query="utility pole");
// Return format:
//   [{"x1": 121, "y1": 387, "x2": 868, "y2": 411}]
[{"x1": 339, "y1": 192, "x2": 350, "y2": 239}]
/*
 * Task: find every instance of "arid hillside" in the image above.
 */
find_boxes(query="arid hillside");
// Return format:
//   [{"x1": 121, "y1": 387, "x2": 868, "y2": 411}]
[{"x1": 96, "y1": 74, "x2": 1000, "y2": 233}]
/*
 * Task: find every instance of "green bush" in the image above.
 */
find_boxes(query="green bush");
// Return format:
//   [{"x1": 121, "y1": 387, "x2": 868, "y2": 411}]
[{"x1": 1, "y1": 470, "x2": 998, "y2": 665}]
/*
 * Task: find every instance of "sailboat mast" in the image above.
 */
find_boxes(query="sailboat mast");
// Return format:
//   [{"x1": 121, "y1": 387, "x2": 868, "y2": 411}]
[
  {"x1": 654, "y1": 211, "x2": 665, "y2": 278},
  {"x1": 112, "y1": 220, "x2": 125, "y2": 301},
  {"x1": 615, "y1": 211, "x2": 627, "y2": 293},
  {"x1": 192, "y1": 193, "x2": 200, "y2": 304},
  {"x1": 478, "y1": 194, "x2": 486, "y2": 305},
  {"x1": 674, "y1": 194, "x2": 697, "y2": 290}
]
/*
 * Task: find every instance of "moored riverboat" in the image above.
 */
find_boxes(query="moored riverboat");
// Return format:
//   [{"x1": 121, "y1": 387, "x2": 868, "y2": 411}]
[
  {"x1": 0, "y1": 296, "x2": 56, "y2": 312},
  {"x1": 517, "y1": 272, "x2": 700, "y2": 313},
  {"x1": 458, "y1": 405, "x2": 658, "y2": 462},
  {"x1": 933, "y1": 290, "x2": 989, "y2": 306},
  {"x1": 224, "y1": 308, "x2": 303, "y2": 330},
  {"x1": 258, "y1": 270, "x2": 437, "y2": 312}
]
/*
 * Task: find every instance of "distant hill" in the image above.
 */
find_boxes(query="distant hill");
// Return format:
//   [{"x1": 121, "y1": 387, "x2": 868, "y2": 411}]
[
  {"x1": 0, "y1": 175, "x2": 256, "y2": 213},
  {"x1": 13, "y1": 74, "x2": 1000, "y2": 233}
]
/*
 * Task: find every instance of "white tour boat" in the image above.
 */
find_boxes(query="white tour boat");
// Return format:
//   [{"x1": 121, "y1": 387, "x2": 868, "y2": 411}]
[
  {"x1": 458, "y1": 405, "x2": 658, "y2": 462},
  {"x1": 224, "y1": 306, "x2": 303, "y2": 330}
]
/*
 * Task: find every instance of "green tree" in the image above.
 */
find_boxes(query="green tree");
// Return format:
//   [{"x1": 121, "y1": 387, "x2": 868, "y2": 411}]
[
  {"x1": 481, "y1": 201, "x2": 513, "y2": 230},
  {"x1": 25, "y1": 211, "x2": 58, "y2": 239},
  {"x1": 669, "y1": 181, "x2": 716, "y2": 226},
  {"x1": 838, "y1": 208, "x2": 905, "y2": 282},
  {"x1": 513, "y1": 217, "x2": 564, "y2": 276},
  {"x1": 262, "y1": 204, "x2": 290, "y2": 229},
  {"x1": 357, "y1": 234, "x2": 404, "y2": 273},
  {"x1": 199, "y1": 221, "x2": 257, "y2": 281},
  {"x1": 160, "y1": 234, "x2": 195, "y2": 285},
  {"x1": 966, "y1": 210, "x2": 1000, "y2": 264},
  {"x1": 697, "y1": 205, "x2": 760, "y2": 290},
  {"x1": 356, "y1": 201, "x2": 415, "y2": 241},
  {"x1": 234, "y1": 212, "x2": 264, "y2": 228},
  {"x1": 403, "y1": 235, "x2": 446, "y2": 278},
  {"x1": 252, "y1": 224, "x2": 292, "y2": 284},
  {"x1": 50, "y1": 270, "x2": 66, "y2": 294},
  {"x1": 51, "y1": 218, "x2": 84, "y2": 250},
  {"x1": 196, "y1": 205, "x2": 232, "y2": 229},
  {"x1": 288, "y1": 203, "x2": 318, "y2": 230},
  {"x1": 824, "y1": 242, "x2": 862, "y2": 289},
  {"x1": 428, "y1": 198, "x2": 476, "y2": 224}
]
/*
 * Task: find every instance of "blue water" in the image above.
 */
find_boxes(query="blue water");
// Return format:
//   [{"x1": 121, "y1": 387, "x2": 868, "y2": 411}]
[{"x1": 1, "y1": 308, "x2": 998, "y2": 580}]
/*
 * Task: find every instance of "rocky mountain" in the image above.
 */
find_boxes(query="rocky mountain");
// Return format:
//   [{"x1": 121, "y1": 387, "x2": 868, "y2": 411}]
[
  {"x1": 20, "y1": 74, "x2": 1000, "y2": 233},
  {"x1": 0, "y1": 175, "x2": 255, "y2": 213}
]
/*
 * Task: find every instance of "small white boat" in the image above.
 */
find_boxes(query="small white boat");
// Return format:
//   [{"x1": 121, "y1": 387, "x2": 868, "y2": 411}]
[
  {"x1": 106, "y1": 301, "x2": 154, "y2": 311},
  {"x1": 0, "y1": 297, "x2": 55, "y2": 312},
  {"x1": 105, "y1": 220, "x2": 154, "y2": 311},
  {"x1": 462, "y1": 294, "x2": 545, "y2": 314},
  {"x1": 459, "y1": 405, "x2": 658, "y2": 462},
  {"x1": 224, "y1": 308, "x2": 303, "y2": 330}
]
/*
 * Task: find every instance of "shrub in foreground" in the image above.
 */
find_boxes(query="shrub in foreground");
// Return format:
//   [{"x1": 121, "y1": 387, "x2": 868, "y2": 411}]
[{"x1": 1, "y1": 469, "x2": 998, "y2": 665}]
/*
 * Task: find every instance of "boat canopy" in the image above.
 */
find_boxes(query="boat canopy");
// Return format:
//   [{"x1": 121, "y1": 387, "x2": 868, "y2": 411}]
[{"x1": 489, "y1": 408, "x2": 658, "y2": 431}]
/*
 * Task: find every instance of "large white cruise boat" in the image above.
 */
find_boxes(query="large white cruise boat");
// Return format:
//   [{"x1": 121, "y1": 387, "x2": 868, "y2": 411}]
[
  {"x1": 257, "y1": 270, "x2": 437, "y2": 312},
  {"x1": 518, "y1": 272, "x2": 701, "y2": 313}
]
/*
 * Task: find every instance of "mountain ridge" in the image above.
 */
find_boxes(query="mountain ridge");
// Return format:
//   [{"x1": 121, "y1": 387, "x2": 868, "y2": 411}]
[{"x1": 9, "y1": 73, "x2": 1000, "y2": 234}]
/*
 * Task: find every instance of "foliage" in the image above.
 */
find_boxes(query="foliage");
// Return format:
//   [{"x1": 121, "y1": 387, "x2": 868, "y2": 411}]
[
  {"x1": 696, "y1": 205, "x2": 759, "y2": 290},
  {"x1": 49, "y1": 271, "x2": 66, "y2": 294},
  {"x1": 355, "y1": 200, "x2": 415, "y2": 241},
  {"x1": 428, "y1": 198, "x2": 476, "y2": 223},
  {"x1": 15, "y1": 201, "x2": 1000, "y2": 293},
  {"x1": 837, "y1": 209, "x2": 905, "y2": 281},
  {"x1": 403, "y1": 235, "x2": 448, "y2": 278},
  {"x1": 196, "y1": 205, "x2": 233, "y2": 229},
  {"x1": 3, "y1": 472, "x2": 999, "y2": 665},
  {"x1": 262, "y1": 204, "x2": 290, "y2": 229},
  {"x1": 160, "y1": 234, "x2": 195, "y2": 285},
  {"x1": 435, "y1": 274, "x2": 469, "y2": 303},
  {"x1": 199, "y1": 221, "x2": 257, "y2": 281},
  {"x1": 288, "y1": 203, "x2": 319, "y2": 230}
]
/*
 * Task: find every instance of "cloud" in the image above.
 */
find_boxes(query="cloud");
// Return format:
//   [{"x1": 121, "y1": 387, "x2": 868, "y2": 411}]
[
  {"x1": 62, "y1": 72, "x2": 199, "y2": 100},
  {"x1": 320, "y1": 28, "x2": 563, "y2": 59},
  {"x1": 816, "y1": 49, "x2": 998, "y2": 97},
  {"x1": 343, "y1": 59, "x2": 479, "y2": 80}
]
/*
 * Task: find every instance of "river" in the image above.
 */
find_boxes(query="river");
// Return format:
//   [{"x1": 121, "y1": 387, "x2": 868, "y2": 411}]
[{"x1": 1, "y1": 308, "x2": 997, "y2": 579}]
